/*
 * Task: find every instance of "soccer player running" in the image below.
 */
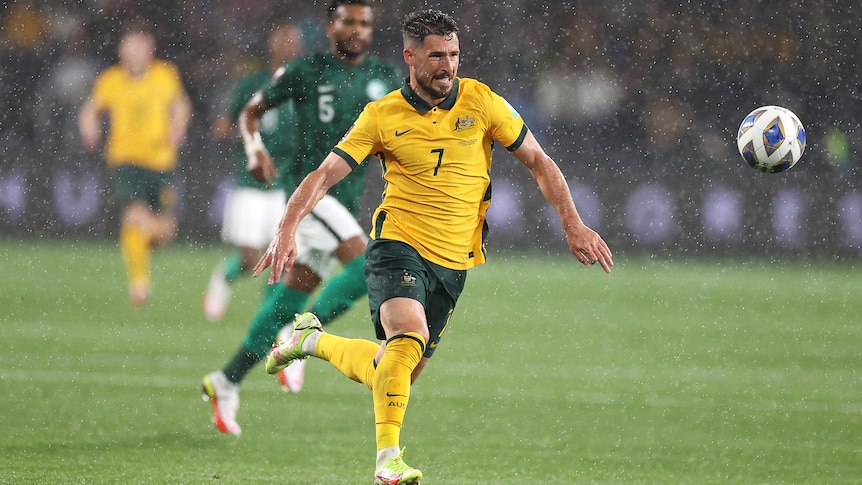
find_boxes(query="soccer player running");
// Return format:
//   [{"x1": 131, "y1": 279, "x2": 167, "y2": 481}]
[
  {"x1": 200, "y1": 0, "x2": 401, "y2": 435},
  {"x1": 79, "y1": 21, "x2": 192, "y2": 306},
  {"x1": 202, "y1": 23, "x2": 304, "y2": 322},
  {"x1": 259, "y1": 9, "x2": 613, "y2": 485}
]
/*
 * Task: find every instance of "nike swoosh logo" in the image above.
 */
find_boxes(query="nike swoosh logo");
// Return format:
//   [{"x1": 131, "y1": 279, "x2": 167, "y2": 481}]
[
  {"x1": 395, "y1": 129, "x2": 414, "y2": 137},
  {"x1": 386, "y1": 392, "x2": 407, "y2": 398}
]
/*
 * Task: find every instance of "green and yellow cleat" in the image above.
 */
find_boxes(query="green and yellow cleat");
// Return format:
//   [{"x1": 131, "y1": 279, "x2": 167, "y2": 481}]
[
  {"x1": 265, "y1": 312, "x2": 322, "y2": 374},
  {"x1": 374, "y1": 448, "x2": 422, "y2": 485}
]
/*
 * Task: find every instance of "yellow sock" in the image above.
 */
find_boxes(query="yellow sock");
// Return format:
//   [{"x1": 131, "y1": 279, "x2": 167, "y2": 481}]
[
  {"x1": 373, "y1": 332, "x2": 425, "y2": 450},
  {"x1": 119, "y1": 223, "x2": 151, "y2": 287},
  {"x1": 315, "y1": 333, "x2": 379, "y2": 390}
]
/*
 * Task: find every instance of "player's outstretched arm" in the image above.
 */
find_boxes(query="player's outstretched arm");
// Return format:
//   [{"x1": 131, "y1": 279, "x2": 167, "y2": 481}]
[
  {"x1": 513, "y1": 130, "x2": 614, "y2": 273},
  {"x1": 254, "y1": 152, "x2": 354, "y2": 284}
]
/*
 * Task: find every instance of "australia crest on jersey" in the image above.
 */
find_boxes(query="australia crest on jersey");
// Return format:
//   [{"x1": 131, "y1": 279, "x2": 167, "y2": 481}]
[{"x1": 454, "y1": 116, "x2": 475, "y2": 132}]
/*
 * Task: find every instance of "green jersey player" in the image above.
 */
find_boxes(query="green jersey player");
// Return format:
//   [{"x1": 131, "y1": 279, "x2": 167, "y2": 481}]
[
  {"x1": 201, "y1": 0, "x2": 402, "y2": 436},
  {"x1": 203, "y1": 23, "x2": 303, "y2": 322}
]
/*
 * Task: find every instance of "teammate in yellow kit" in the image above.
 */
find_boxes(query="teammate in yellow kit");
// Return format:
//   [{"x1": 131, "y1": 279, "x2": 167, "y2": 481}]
[
  {"x1": 258, "y1": 9, "x2": 612, "y2": 484},
  {"x1": 79, "y1": 21, "x2": 192, "y2": 306}
]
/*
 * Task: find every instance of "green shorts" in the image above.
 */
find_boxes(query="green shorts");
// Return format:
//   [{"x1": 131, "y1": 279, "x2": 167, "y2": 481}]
[
  {"x1": 364, "y1": 239, "x2": 467, "y2": 358},
  {"x1": 112, "y1": 164, "x2": 177, "y2": 213}
]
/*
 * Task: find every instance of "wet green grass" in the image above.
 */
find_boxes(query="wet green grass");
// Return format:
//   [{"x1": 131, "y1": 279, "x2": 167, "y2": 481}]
[{"x1": 1, "y1": 240, "x2": 860, "y2": 483}]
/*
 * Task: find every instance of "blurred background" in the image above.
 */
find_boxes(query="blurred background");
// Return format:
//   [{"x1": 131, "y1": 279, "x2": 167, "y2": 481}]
[{"x1": 1, "y1": 0, "x2": 860, "y2": 258}]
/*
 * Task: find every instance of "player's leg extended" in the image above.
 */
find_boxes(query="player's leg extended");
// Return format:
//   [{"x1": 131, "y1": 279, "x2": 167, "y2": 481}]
[
  {"x1": 267, "y1": 311, "x2": 379, "y2": 388},
  {"x1": 313, "y1": 331, "x2": 379, "y2": 388}
]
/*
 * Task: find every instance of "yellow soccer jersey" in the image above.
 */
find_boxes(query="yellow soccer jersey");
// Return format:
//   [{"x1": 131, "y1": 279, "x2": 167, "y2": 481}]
[
  {"x1": 91, "y1": 60, "x2": 185, "y2": 171},
  {"x1": 333, "y1": 77, "x2": 527, "y2": 270}
]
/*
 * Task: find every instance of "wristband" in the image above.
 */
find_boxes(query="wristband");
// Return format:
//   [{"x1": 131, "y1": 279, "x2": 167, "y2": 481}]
[{"x1": 244, "y1": 132, "x2": 265, "y2": 166}]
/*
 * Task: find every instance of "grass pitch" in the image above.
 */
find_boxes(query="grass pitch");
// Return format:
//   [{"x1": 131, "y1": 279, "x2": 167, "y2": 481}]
[{"x1": 1, "y1": 240, "x2": 860, "y2": 484}]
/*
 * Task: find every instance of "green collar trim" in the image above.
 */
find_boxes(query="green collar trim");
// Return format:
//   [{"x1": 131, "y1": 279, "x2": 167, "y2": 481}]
[{"x1": 400, "y1": 77, "x2": 460, "y2": 113}]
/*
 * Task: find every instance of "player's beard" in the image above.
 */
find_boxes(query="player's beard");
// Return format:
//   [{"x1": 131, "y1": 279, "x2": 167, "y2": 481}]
[
  {"x1": 416, "y1": 72, "x2": 453, "y2": 100},
  {"x1": 336, "y1": 36, "x2": 368, "y2": 61}
]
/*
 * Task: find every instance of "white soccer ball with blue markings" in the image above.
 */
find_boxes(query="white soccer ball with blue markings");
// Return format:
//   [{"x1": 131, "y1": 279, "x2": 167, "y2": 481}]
[{"x1": 737, "y1": 105, "x2": 806, "y2": 173}]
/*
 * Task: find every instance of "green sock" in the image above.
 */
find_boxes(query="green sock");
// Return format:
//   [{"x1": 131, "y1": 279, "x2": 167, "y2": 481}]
[
  {"x1": 262, "y1": 276, "x2": 280, "y2": 303},
  {"x1": 308, "y1": 256, "x2": 368, "y2": 326},
  {"x1": 242, "y1": 284, "x2": 310, "y2": 357},
  {"x1": 222, "y1": 345, "x2": 259, "y2": 384},
  {"x1": 223, "y1": 251, "x2": 243, "y2": 283}
]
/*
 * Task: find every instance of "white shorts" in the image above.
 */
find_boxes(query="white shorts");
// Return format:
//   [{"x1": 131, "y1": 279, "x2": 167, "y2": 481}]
[
  {"x1": 221, "y1": 188, "x2": 286, "y2": 249},
  {"x1": 294, "y1": 194, "x2": 366, "y2": 279}
]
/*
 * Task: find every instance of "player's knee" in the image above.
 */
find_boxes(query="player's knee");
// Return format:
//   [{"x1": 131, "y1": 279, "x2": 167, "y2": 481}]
[
  {"x1": 121, "y1": 202, "x2": 151, "y2": 228},
  {"x1": 386, "y1": 332, "x2": 427, "y2": 363},
  {"x1": 380, "y1": 298, "x2": 429, "y2": 341},
  {"x1": 285, "y1": 263, "x2": 321, "y2": 293},
  {"x1": 387, "y1": 325, "x2": 429, "y2": 346},
  {"x1": 335, "y1": 235, "x2": 366, "y2": 263}
]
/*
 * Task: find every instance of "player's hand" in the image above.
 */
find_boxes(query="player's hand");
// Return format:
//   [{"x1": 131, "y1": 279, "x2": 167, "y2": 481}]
[
  {"x1": 253, "y1": 230, "x2": 297, "y2": 285},
  {"x1": 566, "y1": 224, "x2": 613, "y2": 273},
  {"x1": 246, "y1": 150, "x2": 280, "y2": 187}
]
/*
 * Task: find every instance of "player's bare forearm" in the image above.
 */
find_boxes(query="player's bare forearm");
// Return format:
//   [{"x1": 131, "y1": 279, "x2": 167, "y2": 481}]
[
  {"x1": 515, "y1": 131, "x2": 613, "y2": 272},
  {"x1": 530, "y1": 156, "x2": 582, "y2": 228}
]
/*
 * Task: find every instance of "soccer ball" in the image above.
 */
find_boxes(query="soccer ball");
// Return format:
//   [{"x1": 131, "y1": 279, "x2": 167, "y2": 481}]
[{"x1": 736, "y1": 105, "x2": 806, "y2": 173}]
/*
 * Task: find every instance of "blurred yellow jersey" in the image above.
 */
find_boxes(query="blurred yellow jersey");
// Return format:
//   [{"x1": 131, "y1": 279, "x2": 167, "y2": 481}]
[
  {"x1": 334, "y1": 77, "x2": 527, "y2": 270},
  {"x1": 91, "y1": 60, "x2": 185, "y2": 171}
]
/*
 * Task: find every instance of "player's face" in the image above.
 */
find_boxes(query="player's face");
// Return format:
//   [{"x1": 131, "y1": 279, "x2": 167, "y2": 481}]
[
  {"x1": 118, "y1": 32, "x2": 155, "y2": 77},
  {"x1": 328, "y1": 5, "x2": 373, "y2": 60},
  {"x1": 268, "y1": 25, "x2": 303, "y2": 68},
  {"x1": 408, "y1": 33, "x2": 460, "y2": 101}
]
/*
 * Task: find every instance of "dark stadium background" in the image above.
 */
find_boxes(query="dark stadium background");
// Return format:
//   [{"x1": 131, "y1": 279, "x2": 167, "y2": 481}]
[{"x1": 1, "y1": 0, "x2": 859, "y2": 258}]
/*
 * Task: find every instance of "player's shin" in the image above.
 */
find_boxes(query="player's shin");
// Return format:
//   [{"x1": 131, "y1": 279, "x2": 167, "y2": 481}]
[
  {"x1": 119, "y1": 223, "x2": 151, "y2": 303},
  {"x1": 372, "y1": 333, "x2": 425, "y2": 452},
  {"x1": 243, "y1": 285, "x2": 309, "y2": 355}
]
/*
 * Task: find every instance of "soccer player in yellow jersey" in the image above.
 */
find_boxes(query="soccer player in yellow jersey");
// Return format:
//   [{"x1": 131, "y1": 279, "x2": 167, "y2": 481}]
[
  {"x1": 79, "y1": 22, "x2": 192, "y2": 306},
  {"x1": 259, "y1": 9, "x2": 613, "y2": 484}
]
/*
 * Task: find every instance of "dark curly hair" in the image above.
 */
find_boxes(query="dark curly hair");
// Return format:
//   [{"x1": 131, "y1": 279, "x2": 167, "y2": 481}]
[
  {"x1": 328, "y1": 0, "x2": 371, "y2": 20},
  {"x1": 400, "y1": 9, "x2": 459, "y2": 43}
]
